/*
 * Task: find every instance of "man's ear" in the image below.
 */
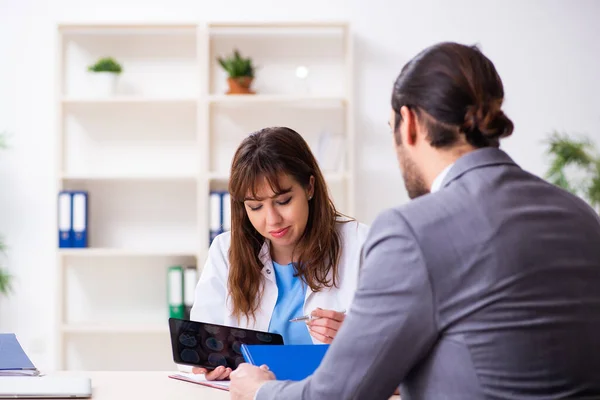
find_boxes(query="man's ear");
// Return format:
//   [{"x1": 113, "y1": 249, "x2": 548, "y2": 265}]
[{"x1": 400, "y1": 106, "x2": 418, "y2": 147}]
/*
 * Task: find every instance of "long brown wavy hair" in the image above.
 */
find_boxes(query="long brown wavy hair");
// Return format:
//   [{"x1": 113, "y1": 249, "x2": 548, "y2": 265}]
[{"x1": 227, "y1": 127, "x2": 347, "y2": 323}]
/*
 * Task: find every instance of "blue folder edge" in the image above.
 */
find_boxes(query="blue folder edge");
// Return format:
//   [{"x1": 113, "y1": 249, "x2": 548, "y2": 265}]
[
  {"x1": 240, "y1": 344, "x2": 329, "y2": 381},
  {"x1": 0, "y1": 333, "x2": 38, "y2": 373}
]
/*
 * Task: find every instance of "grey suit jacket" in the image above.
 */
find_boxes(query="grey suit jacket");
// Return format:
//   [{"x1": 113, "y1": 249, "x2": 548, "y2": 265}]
[{"x1": 257, "y1": 148, "x2": 600, "y2": 399}]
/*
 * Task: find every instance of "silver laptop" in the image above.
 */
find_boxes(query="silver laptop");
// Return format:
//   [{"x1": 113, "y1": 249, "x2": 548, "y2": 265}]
[{"x1": 0, "y1": 376, "x2": 92, "y2": 398}]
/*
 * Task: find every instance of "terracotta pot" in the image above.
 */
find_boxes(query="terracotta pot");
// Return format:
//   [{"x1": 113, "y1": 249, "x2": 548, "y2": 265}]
[{"x1": 227, "y1": 77, "x2": 254, "y2": 94}]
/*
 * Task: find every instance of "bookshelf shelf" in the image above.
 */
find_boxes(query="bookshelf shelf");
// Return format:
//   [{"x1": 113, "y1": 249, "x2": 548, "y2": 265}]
[
  {"x1": 62, "y1": 324, "x2": 169, "y2": 334},
  {"x1": 62, "y1": 97, "x2": 197, "y2": 105},
  {"x1": 55, "y1": 20, "x2": 354, "y2": 372},
  {"x1": 208, "y1": 94, "x2": 345, "y2": 106},
  {"x1": 60, "y1": 174, "x2": 198, "y2": 182},
  {"x1": 58, "y1": 248, "x2": 197, "y2": 258}
]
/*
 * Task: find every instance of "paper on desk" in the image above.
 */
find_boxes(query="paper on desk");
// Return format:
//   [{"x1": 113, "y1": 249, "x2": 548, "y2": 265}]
[{"x1": 168, "y1": 371, "x2": 230, "y2": 391}]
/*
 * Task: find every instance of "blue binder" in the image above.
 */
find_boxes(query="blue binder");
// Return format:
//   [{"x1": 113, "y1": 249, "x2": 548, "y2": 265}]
[
  {"x1": 240, "y1": 344, "x2": 329, "y2": 381},
  {"x1": 209, "y1": 191, "x2": 223, "y2": 245},
  {"x1": 57, "y1": 191, "x2": 73, "y2": 248},
  {"x1": 0, "y1": 333, "x2": 40, "y2": 376},
  {"x1": 71, "y1": 191, "x2": 88, "y2": 248}
]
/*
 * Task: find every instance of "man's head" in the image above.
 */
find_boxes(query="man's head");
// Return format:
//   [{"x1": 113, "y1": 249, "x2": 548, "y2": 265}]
[{"x1": 389, "y1": 42, "x2": 514, "y2": 199}]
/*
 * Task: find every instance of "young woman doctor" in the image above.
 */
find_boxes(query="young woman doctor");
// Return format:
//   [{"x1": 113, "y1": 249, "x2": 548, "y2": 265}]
[{"x1": 190, "y1": 126, "x2": 368, "y2": 381}]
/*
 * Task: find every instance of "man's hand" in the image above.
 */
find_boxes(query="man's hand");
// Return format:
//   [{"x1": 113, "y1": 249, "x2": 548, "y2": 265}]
[
  {"x1": 307, "y1": 308, "x2": 346, "y2": 344},
  {"x1": 230, "y1": 363, "x2": 275, "y2": 400},
  {"x1": 192, "y1": 365, "x2": 232, "y2": 381}
]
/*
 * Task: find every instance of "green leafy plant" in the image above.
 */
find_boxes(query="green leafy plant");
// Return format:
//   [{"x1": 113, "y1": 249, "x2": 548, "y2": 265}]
[
  {"x1": 88, "y1": 57, "x2": 122, "y2": 74},
  {"x1": 0, "y1": 237, "x2": 10, "y2": 296},
  {"x1": 0, "y1": 132, "x2": 11, "y2": 296},
  {"x1": 545, "y1": 131, "x2": 600, "y2": 211},
  {"x1": 217, "y1": 49, "x2": 255, "y2": 79}
]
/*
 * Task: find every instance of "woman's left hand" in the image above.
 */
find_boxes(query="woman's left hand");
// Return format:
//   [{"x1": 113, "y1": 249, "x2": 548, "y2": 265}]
[{"x1": 306, "y1": 308, "x2": 346, "y2": 344}]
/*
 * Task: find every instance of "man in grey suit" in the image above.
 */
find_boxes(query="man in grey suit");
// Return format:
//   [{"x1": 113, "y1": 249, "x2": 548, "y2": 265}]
[{"x1": 229, "y1": 42, "x2": 600, "y2": 399}]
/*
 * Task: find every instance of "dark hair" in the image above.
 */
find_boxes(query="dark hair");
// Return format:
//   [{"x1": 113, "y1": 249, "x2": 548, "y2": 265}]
[
  {"x1": 227, "y1": 127, "x2": 346, "y2": 322},
  {"x1": 391, "y1": 42, "x2": 513, "y2": 148}
]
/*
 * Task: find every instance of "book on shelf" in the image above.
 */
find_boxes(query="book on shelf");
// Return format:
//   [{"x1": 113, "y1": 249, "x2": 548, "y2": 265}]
[
  {"x1": 209, "y1": 190, "x2": 231, "y2": 245},
  {"x1": 168, "y1": 264, "x2": 198, "y2": 320},
  {"x1": 57, "y1": 190, "x2": 89, "y2": 248}
]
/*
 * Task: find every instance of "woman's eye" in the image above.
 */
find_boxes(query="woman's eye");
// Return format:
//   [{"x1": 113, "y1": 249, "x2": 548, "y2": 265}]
[
  {"x1": 277, "y1": 197, "x2": 292, "y2": 206},
  {"x1": 248, "y1": 204, "x2": 262, "y2": 211}
]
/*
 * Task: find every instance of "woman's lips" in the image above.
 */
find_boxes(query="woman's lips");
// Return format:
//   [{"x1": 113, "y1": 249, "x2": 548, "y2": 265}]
[{"x1": 270, "y1": 227, "x2": 290, "y2": 238}]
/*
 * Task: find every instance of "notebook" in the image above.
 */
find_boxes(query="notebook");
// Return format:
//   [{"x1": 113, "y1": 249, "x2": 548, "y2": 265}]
[
  {"x1": 0, "y1": 333, "x2": 39, "y2": 376},
  {"x1": 168, "y1": 371, "x2": 230, "y2": 391},
  {"x1": 240, "y1": 344, "x2": 329, "y2": 381}
]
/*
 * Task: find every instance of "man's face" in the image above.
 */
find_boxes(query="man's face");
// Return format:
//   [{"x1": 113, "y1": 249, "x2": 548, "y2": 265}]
[{"x1": 390, "y1": 109, "x2": 430, "y2": 200}]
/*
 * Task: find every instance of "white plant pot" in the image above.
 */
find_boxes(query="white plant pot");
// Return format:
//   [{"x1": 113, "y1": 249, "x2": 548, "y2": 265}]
[{"x1": 86, "y1": 72, "x2": 119, "y2": 97}]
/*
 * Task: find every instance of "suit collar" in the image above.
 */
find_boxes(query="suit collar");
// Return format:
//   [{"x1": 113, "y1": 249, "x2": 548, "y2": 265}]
[{"x1": 441, "y1": 147, "x2": 517, "y2": 189}]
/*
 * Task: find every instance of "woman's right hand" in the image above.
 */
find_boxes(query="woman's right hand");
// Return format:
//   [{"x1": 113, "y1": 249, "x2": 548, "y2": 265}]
[{"x1": 192, "y1": 365, "x2": 232, "y2": 381}]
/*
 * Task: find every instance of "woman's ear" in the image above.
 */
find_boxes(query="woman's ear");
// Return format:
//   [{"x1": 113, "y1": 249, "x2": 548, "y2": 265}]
[{"x1": 307, "y1": 175, "x2": 315, "y2": 200}]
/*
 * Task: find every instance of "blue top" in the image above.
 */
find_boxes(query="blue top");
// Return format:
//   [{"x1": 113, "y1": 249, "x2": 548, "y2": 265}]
[{"x1": 267, "y1": 261, "x2": 313, "y2": 345}]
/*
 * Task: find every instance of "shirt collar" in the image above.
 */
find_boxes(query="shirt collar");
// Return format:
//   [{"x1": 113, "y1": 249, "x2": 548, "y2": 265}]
[{"x1": 430, "y1": 163, "x2": 454, "y2": 193}]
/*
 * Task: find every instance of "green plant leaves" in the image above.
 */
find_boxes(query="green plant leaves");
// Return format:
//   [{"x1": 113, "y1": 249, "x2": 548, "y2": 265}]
[
  {"x1": 88, "y1": 57, "x2": 122, "y2": 74},
  {"x1": 217, "y1": 49, "x2": 254, "y2": 78},
  {"x1": 0, "y1": 238, "x2": 10, "y2": 296},
  {"x1": 545, "y1": 131, "x2": 600, "y2": 211}
]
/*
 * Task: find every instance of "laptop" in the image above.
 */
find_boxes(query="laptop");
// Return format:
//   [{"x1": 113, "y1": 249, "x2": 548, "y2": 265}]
[{"x1": 0, "y1": 376, "x2": 92, "y2": 398}]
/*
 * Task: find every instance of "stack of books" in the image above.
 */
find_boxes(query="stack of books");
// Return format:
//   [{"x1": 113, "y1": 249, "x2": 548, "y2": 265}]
[{"x1": 0, "y1": 333, "x2": 40, "y2": 376}]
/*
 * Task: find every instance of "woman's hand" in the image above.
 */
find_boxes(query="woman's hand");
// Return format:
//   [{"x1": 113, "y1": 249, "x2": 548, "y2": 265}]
[
  {"x1": 192, "y1": 365, "x2": 232, "y2": 381},
  {"x1": 306, "y1": 308, "x2": 346, "y2": 344}
]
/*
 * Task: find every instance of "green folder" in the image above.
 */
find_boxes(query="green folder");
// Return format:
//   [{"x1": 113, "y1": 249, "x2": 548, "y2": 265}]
[{"x1": 167, "y1": 265, "x2": 184, "y2": 319}]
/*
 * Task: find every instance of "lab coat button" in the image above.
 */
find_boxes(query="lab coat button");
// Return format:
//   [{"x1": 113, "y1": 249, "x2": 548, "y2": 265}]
[{"x1": 266, "y1": 269, "x2": 271, "y2": 274}]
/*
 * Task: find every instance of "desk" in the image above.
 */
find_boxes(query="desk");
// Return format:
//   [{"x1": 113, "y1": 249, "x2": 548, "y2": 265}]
[
  {"x1": 49, "y1": 371, "x2": 401, "y2": 399},
  {"x1": 51, "y1": 371, "x2": 229, "y2": 400}
]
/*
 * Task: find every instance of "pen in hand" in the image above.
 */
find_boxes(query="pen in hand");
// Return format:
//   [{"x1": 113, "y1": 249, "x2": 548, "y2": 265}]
[{"x1": 289, "y1": 309, "x2": 346, "y2": 322}]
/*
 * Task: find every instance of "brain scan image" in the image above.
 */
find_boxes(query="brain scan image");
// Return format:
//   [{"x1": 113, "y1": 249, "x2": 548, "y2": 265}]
[
  {"x1": 205, "y1": 337, "x2": 224, "y2": 352},
  {"x1": 230, "y1": 328, "x2": 247, "y2": 339},
  {"x1": 180, "y1": 349, "x2": 200, "y2": 364},
  {"x1": 205, "y1": 325, "x2": 221, "y2": 335},
  {"x1": 208, "y1": 353, "x2": 227, "y2": 367},
  {"x1": 232, "y1": 341, "x2": 243, "y2": 355},
  {"x1": 256, "y1": 332, "x2": 273, "y2": 343},
  {"x1": 178, "y1": 332, "x2": 197, "y2": 347}
]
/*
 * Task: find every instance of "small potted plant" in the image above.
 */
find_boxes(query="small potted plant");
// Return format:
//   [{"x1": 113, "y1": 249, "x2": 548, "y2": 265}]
[
  {"x1": 217, "y1": 49, "x2": 255, "y2": 95},
  {"x1": 87, "y1": 57, "x2": 123, "y2": 96}
]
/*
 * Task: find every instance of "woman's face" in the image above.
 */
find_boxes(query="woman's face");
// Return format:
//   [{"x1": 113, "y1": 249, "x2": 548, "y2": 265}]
[{"x1": 243, "y1": 174, "x2": 314, "y2": 258}]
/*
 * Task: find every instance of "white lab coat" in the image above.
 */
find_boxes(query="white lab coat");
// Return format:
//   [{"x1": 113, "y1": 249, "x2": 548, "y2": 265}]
[{"x1": 190, "y1": 220, "x2": 369, "y2": 344}]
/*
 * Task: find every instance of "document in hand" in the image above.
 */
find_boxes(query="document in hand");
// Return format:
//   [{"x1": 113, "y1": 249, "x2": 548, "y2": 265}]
[
  {"x1": 168, "y1": 372, "x2": 230, "y2": 391},
  {"x1": 0, "y1": 333, "x2": 40, "y2": 376},
  {"x1": 240, "y1": 344, "x2": 329, "y2": 381}
]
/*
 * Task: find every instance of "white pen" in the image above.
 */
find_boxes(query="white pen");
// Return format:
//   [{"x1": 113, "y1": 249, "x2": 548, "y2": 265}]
[{"x1": 289, "y1": 309, "x2": 346, "y2": 322}]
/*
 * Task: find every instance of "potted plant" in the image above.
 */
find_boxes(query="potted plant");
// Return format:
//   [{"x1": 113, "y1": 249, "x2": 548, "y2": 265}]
[
  {"x1": 0, "y1": 132, "x2": 11, "y2": 297},
  {"x1": 544, "y1": 131, "x2": 600, "y2": 212},
  {"x1": 217, "y1": 49, "x2": 255, "y2": 95},
  {"x1": 87, "y1": 57, "x2": 123, "y2": 96}
]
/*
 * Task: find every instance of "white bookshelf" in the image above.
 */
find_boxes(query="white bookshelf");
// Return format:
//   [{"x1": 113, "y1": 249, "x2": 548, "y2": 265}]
[{"x1": 55, "y1": 21, "x2": 354, "y2": 371}]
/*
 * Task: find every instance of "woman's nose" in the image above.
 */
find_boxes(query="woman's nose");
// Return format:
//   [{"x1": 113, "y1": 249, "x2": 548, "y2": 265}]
[{"x1": 266, "y1": 206, "x2": 283, "y2": 225}]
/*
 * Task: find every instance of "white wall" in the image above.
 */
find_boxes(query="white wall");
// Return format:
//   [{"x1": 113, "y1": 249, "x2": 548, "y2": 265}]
[{"x1": 0, "y1": 0, "x2": 599, "y2": 370}]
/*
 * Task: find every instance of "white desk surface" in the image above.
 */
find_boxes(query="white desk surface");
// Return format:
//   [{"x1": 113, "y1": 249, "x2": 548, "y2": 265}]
[
  {"x1": 50, "y1": 371, "x2": 229, "y2": 400},
  {"x1": 48, "y1": 371, "x2": 401, "y2": 400}
]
